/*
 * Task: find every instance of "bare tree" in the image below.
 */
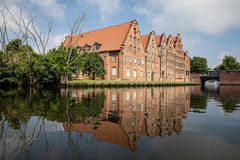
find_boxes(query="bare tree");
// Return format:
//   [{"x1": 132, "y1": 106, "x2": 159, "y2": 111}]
[
  {"x1": 0, "y1": 7, "x2": 9, "y2": 52},
  {"x1": 1, "y1": 0, "x2": 52, "y2": 54},
  {"x1": 59, "y1": 14, "x2": 86, "y2": 85}
]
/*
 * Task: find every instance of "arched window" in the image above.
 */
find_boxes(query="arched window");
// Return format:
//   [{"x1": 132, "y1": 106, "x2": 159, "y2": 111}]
[
  {"x1": 134, "y1": 28, "x2": 136, "y2": 33},
  {"x1": 133, "y1": 69, "x2": 137, "y2": 78},
  {"x1": 112, "y1": 67, "x2": 117, "y2": 76}
]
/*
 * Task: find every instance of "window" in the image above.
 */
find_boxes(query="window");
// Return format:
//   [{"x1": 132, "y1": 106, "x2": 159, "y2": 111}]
[
  {"x1": 76, "y1": 46, "x2": 82, "y2": 53},
  {"x1": 126, "y1": 68, "x2": 130, "y2": 77},
  {"x1": 112, "y1": 67, "x2": 117, "y2": 76},
  {"x1": 112, "y1": 55, "x2": 116, "y2": 62},
  {"x1": 141, "y1": 59, "x2": 144, "y2": 65},
  {"x1": 140, "y1": 71, "x2": 143, "y2": 77},
  {"x1": 134, "y1": 58, "x2": 137, "y2": 64},
  {"x1": 125, "y1": 56, "x2": 129, "y2": 62},
  {"x1": 134, "y1": 37, "x2": 137, "y2": 45},
  {"x1": 126, "y1": 92, "x2": 130, "y2": 101},
  {"x1": 148, "y1": 72, "x2": 150, "y2": 77},
  {"x1": 138, "y1": 38, "x2": 140, "y2": 44},
  {"x1": 133, "y1": 92, "x2": 136, "y2": 101},
  {"x1": 93, "y1": 42, "x2": 101, "y2": 51},
  {"x1": 134, "y1": 46, "x2": 136, "y2": 53},
  {"x1": 129, "y1": 45, "x2": 132, "y2": 51},
  {"x1": 112, "y1": 93, "x2": 117, "y2": 101},
  {"x1": 138, "y1": 59, "x2": 141, "y2": 64},
  {"x1": 134, "y1": 28, "x2": 136, "y2": 33},
  {"x1": 152, "y1": 39, "x2": 154, "y2": 46},
  {"x1": 84, "y1": 44, "x2": 90, "y2": 52},
  {"x1": 133, "y1": 69, "x2": 137, "y2": 77},
  {"x1": 138, "y1": 47, "x2": 140, "y2": 53}
]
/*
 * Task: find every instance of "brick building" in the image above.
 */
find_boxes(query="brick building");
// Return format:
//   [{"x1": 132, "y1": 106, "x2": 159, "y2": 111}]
[{"x1": 64, "y1": 19, "x2": 190, "y2": 82}]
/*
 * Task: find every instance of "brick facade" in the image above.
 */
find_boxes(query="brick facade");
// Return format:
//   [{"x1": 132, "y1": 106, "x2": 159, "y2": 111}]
[
  {"x1": 220, "y1": 72, "x2": 240, "y2": 85},
  {"x1": 64, "y1": 20, "x2": 191, "y2": 82},
  {"x1": 190, "y1": 73, "x2": 201, "y2": 84}
]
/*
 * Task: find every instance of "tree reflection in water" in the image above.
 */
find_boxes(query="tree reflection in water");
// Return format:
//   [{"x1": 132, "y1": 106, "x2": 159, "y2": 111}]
[{"x1": 1, "y1": 86, "x2": 239, "y2": 159}]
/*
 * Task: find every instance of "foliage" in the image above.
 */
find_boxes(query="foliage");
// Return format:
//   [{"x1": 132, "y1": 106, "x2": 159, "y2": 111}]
[
  {"x1": 0, "y1": 88, "x2": 105, "y2": 129},
  {"x1": 190, "y1": 96, "x2": 208, "y2": 113},
  {"x1": 219, "y1": 98, "x2": 240, "y2": 113},
  {"x1": 45, "y1": 45, "x2": 82, "y2": 84},
  {"x1": 190, "y1": 56, "x2": 208, "y2": 74},
  {"x1": 214, "y1": 55, "x2": 240, "y2": 71},
  {"x1": 79, "y1": 52, "x2": 106, "y2": 80},
  {"x1": 0, "y1": 39, "x2": 46, "y2": 86},
  {"x1": 0, "y1": 40, "x2": 106, "y2": 86}
]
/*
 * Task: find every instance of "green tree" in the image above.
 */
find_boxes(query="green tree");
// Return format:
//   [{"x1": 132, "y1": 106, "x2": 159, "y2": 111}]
[
  {"x1": 0, "y1": 39, "x2": 46, "y2": 86},
  {"x1": 79, "y1": 52, "x2": 106, "y2": 80},
  {"x1": 45, "y1": 45, "x2": 82, "y2": 84},
  {"x1": 214, "y1": 55, "x2": 240, "y2": 70},
  {"x1": 190, "y1": 56, "x2": 208, "y2": 74}
]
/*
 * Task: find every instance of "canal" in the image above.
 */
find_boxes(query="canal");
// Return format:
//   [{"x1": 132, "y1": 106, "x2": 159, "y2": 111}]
[{"x1": 0, "y1": 86, "x2": 240, "y2": 160}]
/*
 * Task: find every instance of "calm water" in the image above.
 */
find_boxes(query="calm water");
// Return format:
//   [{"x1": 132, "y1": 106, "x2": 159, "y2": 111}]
[{"x1": 0, "y1": 86, "x2": 240, "y2": 160}]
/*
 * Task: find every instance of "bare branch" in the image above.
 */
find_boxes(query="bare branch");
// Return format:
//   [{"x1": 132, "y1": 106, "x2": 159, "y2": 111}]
[{"x1": 2, "y1": 0, "x2": 52, "y2": 54}]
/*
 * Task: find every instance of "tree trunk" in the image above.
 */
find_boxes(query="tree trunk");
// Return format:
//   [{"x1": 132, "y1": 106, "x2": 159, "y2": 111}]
[{"x1": 60, "y1": 74, "x2": 69, "y2": 85}]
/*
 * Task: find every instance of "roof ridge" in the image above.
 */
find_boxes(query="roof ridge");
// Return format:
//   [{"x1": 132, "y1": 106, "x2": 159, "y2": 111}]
[{"x1": 75, "y1": 20, "x2": 132, "y2": 36}]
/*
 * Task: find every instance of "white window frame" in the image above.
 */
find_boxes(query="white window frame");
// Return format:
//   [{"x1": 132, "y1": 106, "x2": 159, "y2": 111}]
[
  {"x1": 133, "y1": 69, "x2": 137, "y2": 78},
  {"x1": 112, "y1": 67, "x2": 117, "y2": 76},
  {"x1": 126, "y1": 68, "x2": 130, "y2": 77}
]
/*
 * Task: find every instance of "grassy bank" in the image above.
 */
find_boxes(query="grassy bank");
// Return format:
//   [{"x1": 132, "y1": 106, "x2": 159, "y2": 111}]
[{"x1": 67, "y1": 80, "x2": 198, "y2": 88}]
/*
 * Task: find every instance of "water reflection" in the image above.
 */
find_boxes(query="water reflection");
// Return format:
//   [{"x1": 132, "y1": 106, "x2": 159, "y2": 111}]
[
  {"x1": 66, "y1": 87, "x2": 190, "y2": 151},
  {"x1": 191, "y1": 85, "x2": 240, "y2": 113},
  {"x1": 0, "y1": 86, "x2": 240, "y2": 160}
]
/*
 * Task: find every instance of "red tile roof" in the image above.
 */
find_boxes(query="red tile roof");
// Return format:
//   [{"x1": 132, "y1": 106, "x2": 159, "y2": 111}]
[{"x1": 63, "y1": 21, "x2": 132, "y2": 52}]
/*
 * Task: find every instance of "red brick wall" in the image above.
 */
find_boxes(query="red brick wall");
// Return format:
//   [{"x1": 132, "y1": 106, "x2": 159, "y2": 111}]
[
  {"x1": 220, "y1": 72, "x2": 240, "y2": 85},
  {"x1": 190, "y1": 73, "x2": 201, "y2": 84}
]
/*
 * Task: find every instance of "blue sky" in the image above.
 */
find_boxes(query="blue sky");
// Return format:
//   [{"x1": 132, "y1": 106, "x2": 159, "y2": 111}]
[{"x1": 1, "y1": 0, "x2": 240, "y2": 68}]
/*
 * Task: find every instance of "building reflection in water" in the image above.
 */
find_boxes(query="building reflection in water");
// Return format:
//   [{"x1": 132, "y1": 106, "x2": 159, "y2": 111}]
[{"x1": 64, "y1": 87, "x2": 191, "y2": 151}]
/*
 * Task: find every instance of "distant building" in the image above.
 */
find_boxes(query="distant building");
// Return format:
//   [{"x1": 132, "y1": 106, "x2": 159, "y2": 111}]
[{"x1": 63, "y1": 19, "x2": 190, "y2": 82}]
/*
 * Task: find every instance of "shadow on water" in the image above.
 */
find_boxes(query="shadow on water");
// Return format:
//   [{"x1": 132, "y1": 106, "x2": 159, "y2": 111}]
[{"x1": 0, "y1": 85, "x2": 240, "y2": 160}]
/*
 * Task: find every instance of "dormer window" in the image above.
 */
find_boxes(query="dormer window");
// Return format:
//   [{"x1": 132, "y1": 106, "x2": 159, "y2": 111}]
[
  {"x1": 134, "y1": 28, "x2": 136, "y2": 34},
  {"x1": 76, "y1": 45, "x2": 82, "y2": 53},
  {"x1": 84, "y1": 44, "x2": 91, "y2": 52},
  {"x1": 93, "y1": 42, "x2": 101, "y2": 51}
]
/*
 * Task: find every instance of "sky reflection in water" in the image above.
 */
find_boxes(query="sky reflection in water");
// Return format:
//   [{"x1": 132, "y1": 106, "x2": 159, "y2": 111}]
[{"x1": 0, "y1": 86, "x2": 240, "y2": 160}]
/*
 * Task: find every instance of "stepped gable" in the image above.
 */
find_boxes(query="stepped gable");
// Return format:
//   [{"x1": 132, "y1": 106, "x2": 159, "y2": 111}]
[{"x1": 63, "y1": 21, "x2": 131, "y2": 52}]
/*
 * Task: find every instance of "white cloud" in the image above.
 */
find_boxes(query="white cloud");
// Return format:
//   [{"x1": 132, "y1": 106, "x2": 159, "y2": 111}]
[
  {"x1": 133, "y1": 0, "x2": 240, "y2": 35},
  {"x1": 30, "y1": 0, "x2": 65, "y2": 19},
  {"x1": 79, "y1": 0, "x2": 122, "y2": 20},
  {"x1": 0, "y1": 0, "x2": 66, "y2": 52},
  {"x1": 47, "y1": 33, "x2": 67, "y2": 50}
]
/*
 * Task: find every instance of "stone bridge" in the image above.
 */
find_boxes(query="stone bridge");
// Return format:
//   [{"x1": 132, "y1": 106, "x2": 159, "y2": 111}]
[{"x1": 191, "y1": 71, "x2": 240, "y2": 85}]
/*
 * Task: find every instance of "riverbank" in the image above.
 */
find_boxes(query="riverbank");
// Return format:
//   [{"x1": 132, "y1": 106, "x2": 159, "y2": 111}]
[{"x1": 67, "y1": 80, "x2": 198, "y2": 88}]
